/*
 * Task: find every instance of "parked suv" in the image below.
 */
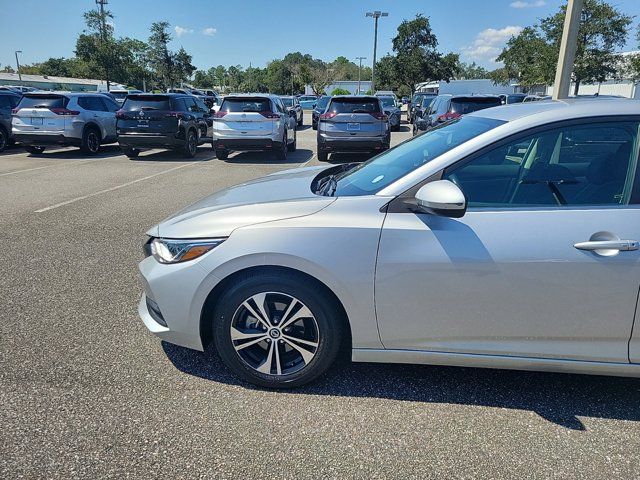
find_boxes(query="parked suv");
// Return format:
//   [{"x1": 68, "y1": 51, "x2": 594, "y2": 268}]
[
  {"x1": 414, "y1": 94, "x2": 501, "y2": 135},
  {"x1": 110, "y1": 89, "x2": 143, "y2": 105},
  {"x1": 279, "y1": 96, "x2": 303, "y2": 126},
  {"x1": 408, "y1": 92, "x2": 436, "y2": 123},
  {"x1": 316, "y1": 95, "x2": 389, "y2": 161},
  {"x1": 311, "y1": 95, "x2": 331, "y2": 130},
  {"x1": 116, "y1": 93, "x2": 211, "y2": 158},
  {"x1": 212, "y1": 94, "x2": 296, "y2": 161},
  {"x1": 0, "y1": 90, "x2": 21, "y2": 152},
  {"x1": 378, "y1": 95, "x2": 401, "y2": 131},
  {"x1": 12, "y1": 92, "x2": 119, "y2": 154}
]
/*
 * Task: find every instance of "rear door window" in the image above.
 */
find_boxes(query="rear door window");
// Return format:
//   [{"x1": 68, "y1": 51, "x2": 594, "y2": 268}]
[
  {"x1": 329, "y1": 98, "x2": 380, "y2": 114},
  {"x1": 78, "y1": 96, "x2": 108, "y2": 112},
  {"x1": 18, "y1": 95, "x2": 68, "y2": 109},
  {"x1": 123, "y1": 96, "x2": 171, "y2": 111}
]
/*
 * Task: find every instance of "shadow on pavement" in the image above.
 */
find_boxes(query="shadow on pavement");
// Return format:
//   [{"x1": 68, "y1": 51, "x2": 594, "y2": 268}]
[
  {"x1": 11, "y1": 144, "x2": 124, "y2": 159},
  {"x1": 325, "y1": 152, "x2": 373, "y2": 164},
  {"x1": 163, "y1": 341, "x2": 640, "y2": 430},
  {"x1": 220, "y1": 148, "x2": 314, "y2": 165},
  {"x1": 131, "y1": 146, "x2": 215, "y2": 162}
]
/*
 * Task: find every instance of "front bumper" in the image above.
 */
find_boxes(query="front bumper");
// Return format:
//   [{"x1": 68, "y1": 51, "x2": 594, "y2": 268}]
[
  {"x1": 13, "y1": 133, "x2": 80, "y2": 147},
  {"x1": 137, "y1": 255, "x2": 210, "y2": 351},
  {"x1": 117, "y1": 132, "x2": 183, "y2": 149}
]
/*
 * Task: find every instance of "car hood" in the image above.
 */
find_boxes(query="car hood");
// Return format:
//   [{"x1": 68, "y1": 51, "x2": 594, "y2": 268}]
[{"x1": 150, "y1": 165, "x2": 334, "y2": 239}]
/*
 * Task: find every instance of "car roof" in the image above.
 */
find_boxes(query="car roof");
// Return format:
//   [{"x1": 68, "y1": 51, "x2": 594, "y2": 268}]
[
  {"x1": 0, "y1": 90, "x2": 20, "y2": 96},
  {"x1": 438, "y1": 94, "x2": 501, "y2": 99},
  {"x1": 470, "y1": 98, "x2": 638, "y2": 123},
  {"x1": 224, "y1": 93, "x2": 277, "y2": 99},
  {"x1": 332, "y1": 95, "x2": 378, "y2": 100}
]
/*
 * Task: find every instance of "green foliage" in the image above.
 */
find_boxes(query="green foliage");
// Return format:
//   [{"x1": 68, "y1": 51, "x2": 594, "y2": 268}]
[
  {"x1": 457, "y1": 62, "x2": 490, "y2": 80},
  {"x1": 330, "y1": 88, "x2": 351, "y2": 96},
  {"x1": 496, "y1": 0, "x2": 632, "y2": 93},
  {"x1": 376, "y1": 14, "x2": 460, "y2": 93}
]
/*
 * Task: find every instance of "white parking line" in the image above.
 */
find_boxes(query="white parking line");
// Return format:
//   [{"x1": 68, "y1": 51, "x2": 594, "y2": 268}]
[
  {"x1": 298, "y1": 154, "x2": 315, "y2": 168},
  {"x1": 0, "y1": 159, "x2": 99, "y2": 177},
  {"x1": 35, "y1": 163, "x2": 194, "y2": 213}
]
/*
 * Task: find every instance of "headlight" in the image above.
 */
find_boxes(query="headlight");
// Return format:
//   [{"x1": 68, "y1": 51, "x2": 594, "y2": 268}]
[{"x1": 149, "y1": 237, "x2": 225, "y2": 264}]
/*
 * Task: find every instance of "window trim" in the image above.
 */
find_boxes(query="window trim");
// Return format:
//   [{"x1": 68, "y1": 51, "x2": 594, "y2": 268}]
[{"x1": 386, "y1": 115, "x2": 640, "y2": 213}]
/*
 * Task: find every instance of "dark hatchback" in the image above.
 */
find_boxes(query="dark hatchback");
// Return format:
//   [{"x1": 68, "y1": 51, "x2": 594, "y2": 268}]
[{"x1": 116, "y1": 93, "x2": 212, "y2": 158}]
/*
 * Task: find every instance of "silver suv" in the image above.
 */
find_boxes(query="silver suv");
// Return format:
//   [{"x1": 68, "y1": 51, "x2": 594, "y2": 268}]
[
  {"x1": 12, "y1": 92, "x2": 119, "y2": 155},
  {"x1": 212, "y1": 94, "x2": 296, "y2": 160},
  {"x1": 317, "y1": 95, "x2": 390, "y2": 161}
]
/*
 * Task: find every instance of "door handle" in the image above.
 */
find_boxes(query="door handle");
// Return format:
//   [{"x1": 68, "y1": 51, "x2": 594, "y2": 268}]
[{"x1": 574, "y1": 240, "x2": 639, "y2": 252}]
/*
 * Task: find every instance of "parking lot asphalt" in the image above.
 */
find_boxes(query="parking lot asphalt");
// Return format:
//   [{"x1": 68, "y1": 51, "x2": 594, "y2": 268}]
[{"x1": 1, "y1": 112, "x2": 639, "y2": 479}]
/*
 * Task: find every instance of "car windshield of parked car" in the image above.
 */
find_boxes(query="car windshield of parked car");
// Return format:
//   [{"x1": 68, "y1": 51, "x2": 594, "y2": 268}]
[
  {"x1": 506, "y1": 94, "x2": 526, "y2": 104},
  {"x1": 122, "y1": 95, "x2": 171, "y2": 111},
  {"x1": 300, "y1": 96, "x2": 316, "y2": 101},
  {"x1": 328, "y1": 116, "x2": 505, "y2": 196},
  {"x1": 280, "y1": 98, "x2": 294, "y2": 107},
  {"x1": 221, "y1": 98, "x2": 272, "y2": 113},
  {"x1": 379, "y1": 97, "x2": 395, "y2": 108},
  {"x1": 450, "y1": 97, "x2": 501, "y2": 114},
  {"x1": 110, "y1": 91, "x2": 128, "y2": 100},
  {"x1": 18, "y1": 94, "x2": 68, "y2": 109},
  {"x1": 329, "y1": 98, "x2": 380, "y2": 114},
  {"x1": 316, "y1": 96, "x2": 330, "y2": 110}
]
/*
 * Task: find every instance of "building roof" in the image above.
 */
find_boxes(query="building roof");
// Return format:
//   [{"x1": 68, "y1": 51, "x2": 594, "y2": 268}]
[{"x1": 0, "y1": 72, "x2": 108, "y2": 86}]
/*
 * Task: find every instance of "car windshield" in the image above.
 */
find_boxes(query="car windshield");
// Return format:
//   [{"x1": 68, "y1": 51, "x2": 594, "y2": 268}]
[
  {"x1": 328, "y1": 98, "x2": 380, "y2": 114},
  {"x1": 450, "y1": 97, "x2": 501, "y2": 114},
  {"x1": 110, "y1": 91, "x2": 128, "y2": 99},
  {"x1": 122, "y1": 95, "x2": 171, "y2": 111},
  {"x1": 300, "y1": 96, "x2": 316, "y2": 101},
  {"x1": 221, "y1": 97, "x2": 271, "y2": 112},
  {"x1": 379, "y1": 97, "x2": 395, "y2": 107},
  {"x1": 326, "y1": 116, "x2": 505, "y2": 196},
  {"x1": 506, "y1": 94, "x2": 526, "y2": 104},
  {"x1": 316, "y1": 96, "x2": 330, "y2": 109},
  {"x1": 280, "y1": 97, "x2": 294, "y2": 107}
]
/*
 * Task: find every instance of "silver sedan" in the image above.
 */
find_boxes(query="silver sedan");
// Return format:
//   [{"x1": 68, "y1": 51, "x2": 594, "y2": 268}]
[{"x1": 138, "y1": 99, "x2": 640, "y2": 388}]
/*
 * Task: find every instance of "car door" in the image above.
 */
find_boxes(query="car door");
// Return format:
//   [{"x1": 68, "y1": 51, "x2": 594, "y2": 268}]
[
  {"x1": 98, "y1": 96, "x2": 118, "y2": 138},
  {"x1": 376, "y1": 118, "x2": 640, "y2": 363}
]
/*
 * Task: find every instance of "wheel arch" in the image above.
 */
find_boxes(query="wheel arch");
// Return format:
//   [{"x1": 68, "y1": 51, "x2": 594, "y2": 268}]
[
  {"x1": 199, "y1": 265, "x2": 352, "y2": 351},
  {"x1": 82, "y1": 121, "x2": 103, "y2": 141}
]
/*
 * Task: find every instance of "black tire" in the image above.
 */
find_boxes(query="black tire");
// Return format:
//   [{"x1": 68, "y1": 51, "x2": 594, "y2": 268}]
[
  {"x1": 312, "y1": 122, "x2": 317, "y2": 131},
  {"x1": 0, "y1": 127, "x2": 7, "y2": 153},
  {"x1": 275, "y1": 133, "x2": 287, "y2": 161},
  {"x1": 216, "y1": 148, "x2": 229, "y2": 160},
  {"x1": 287, "y1": 130, "x2": 297, "y2": 152},
  {"x1": 25, "y1": 146, "x2": 45, "y2": 155},
  {"x1": 122, "y1": 147, "x2": 140, "y2": 158},
  {"x1": 80, "y1": 127, "x2": 101, "y2": 155},
  {"x1": 297, "y1": 115, "x2": 303, "y2": 127},
  {"x1": 183, "y1": 129, "x2": 198, "y2": 158},
  {"x1": 211, "y1": 271, "x2": 344, "y2": 388},
  {"x1": 317, "y1": 149, "x2": 328, "y2": 161}
]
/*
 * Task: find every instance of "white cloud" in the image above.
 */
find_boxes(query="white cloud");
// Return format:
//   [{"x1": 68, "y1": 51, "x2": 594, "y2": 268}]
[
  {"x1": 510, "y1": 0, "x2": 546, "y2": 8},
  {"x1": 461, "y1": 26, "x2": 523, "y2": 64},
  {"x1": 202, "y1": 27, "x2": 217, "y2": 36},
  {"x1": 174, "y1": 26, "x2": 194, "y2": 38}
]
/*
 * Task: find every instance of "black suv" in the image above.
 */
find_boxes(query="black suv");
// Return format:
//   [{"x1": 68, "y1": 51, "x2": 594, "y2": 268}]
[
  {"x1": 414, "y1": 94, "x2": 502, "y2": 135},
  {"x1": 0, "y1": 90, "x2": 21, "y2": 152},
  {"x1": 116, "y1": 93, "x2": 212, "y2": 158}
]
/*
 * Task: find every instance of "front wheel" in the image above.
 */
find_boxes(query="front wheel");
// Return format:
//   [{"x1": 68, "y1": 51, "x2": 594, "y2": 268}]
[
  {"x1": 122, "y1": 147, "x2": 140, "y2": 158},
  {"x1": 80, "y1": 127, "x2": 101, "y2": 155},
  {"x1": 0, "y1": 128, "x2": 7, "y2": 152},
  {"x1": 287, "y1": 130, "x2": 297, "y2": 152},
  {"x1": 212, "y1": 272, "x2": 344, "y2": 388},
  {"x1": 275, "y1": 133, "x2": 287, "y2": 160},
  {"x1": 317, "y1": 149, "x2": 328, "y2": 161},
  {"x1": 215, "y1": 148, "x2": 229, "y2": 160},
  {"x1": 183, "y1": 129, "x2": 198, "y2": 158}
]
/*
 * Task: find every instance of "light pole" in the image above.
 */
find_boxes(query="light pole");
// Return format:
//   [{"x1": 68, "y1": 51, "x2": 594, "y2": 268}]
[
  {"x1": 365, "y1": 11, "x2": 388, "y2": 94},
  {"x1": 552, "y1": 0, "x2": 584, "y2": 99},
  {"x1": 356, "y1": 56, "x2": 366, "y2": 94},
  {"x1": 14, "y1": 50, "x2": 22, "y2": 84}
]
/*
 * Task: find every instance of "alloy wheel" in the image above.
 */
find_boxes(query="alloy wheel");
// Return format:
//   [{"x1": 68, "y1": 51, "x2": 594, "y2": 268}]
[
  {"x1": 230, "y1": 292, "x2": 319, "y2": 376},
  {"x1": 87, "y1": 131, "x2": 99, "y2": 153}
]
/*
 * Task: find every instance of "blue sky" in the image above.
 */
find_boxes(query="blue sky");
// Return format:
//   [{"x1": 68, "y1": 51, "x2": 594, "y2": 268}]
[{"x1": 2, "y1": 0, "x2": 640, "y2": 74}]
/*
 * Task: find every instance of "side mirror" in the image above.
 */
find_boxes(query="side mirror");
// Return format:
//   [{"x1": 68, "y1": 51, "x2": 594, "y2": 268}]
[
  {"x1": 414, "y1": 180, "x2": 466, "y2": 218},
  {"x1": 414, "y1": 118, "x2": 428, "y2": 131}
]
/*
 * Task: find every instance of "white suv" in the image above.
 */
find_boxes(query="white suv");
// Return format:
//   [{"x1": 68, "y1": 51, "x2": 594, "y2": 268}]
[
  {"x1": 212, "y1": 94, "x2": 296, "y2": 160},
  {"x1": 12, "y1": 92, "x2": 119, "y2": 155}
]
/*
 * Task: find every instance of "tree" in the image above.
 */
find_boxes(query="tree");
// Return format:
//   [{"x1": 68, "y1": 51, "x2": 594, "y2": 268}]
[
  {"x1": 241, "y1": 66, "x2": 267, "y2": 92},
  {"x1": 74, "y1": 6, "x2": 120, "y2": 88},
  {"x1": 173, "y1": 47, "x2": 196, "y2": 85},
  {"x1": 147, "y1": 21, "x2": 174, "y2": 89},
  {"x1": 457, "y1": 62, "x2": 489, "y2": 80},
  {"x1": 330, "y1": 87, "x2": 351, "y2": 96},
  {"x1": 1, "y1": 65, "x2": 15, "y2": 73},
  {"x1": 385, "y1": 14, "x2": 459, "y2": 93},
  {"x1": 265, "y1": 60, "x2": 291, "y2": 94},
  {"x1": 226, "y1": 65, "x2": 244, "y2": 92},
  {"x1": 496, "y1": 0, "x2": 632, "y2": 94}
]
